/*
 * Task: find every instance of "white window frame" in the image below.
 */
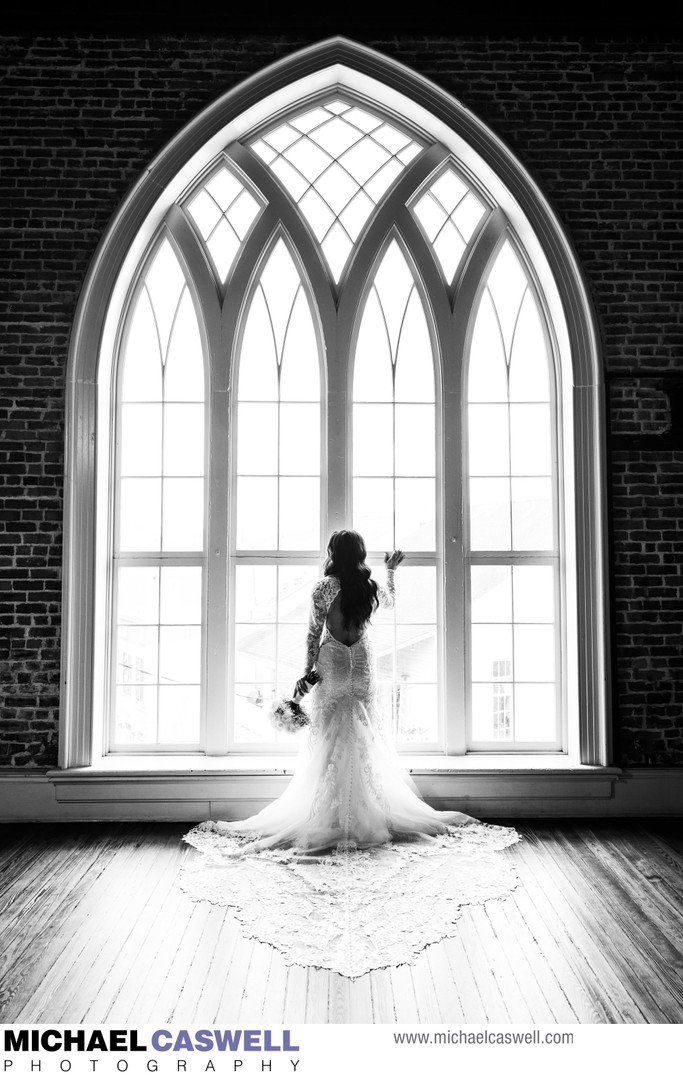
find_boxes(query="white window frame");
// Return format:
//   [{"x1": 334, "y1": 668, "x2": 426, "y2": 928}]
[{"x1": 61, "y1": 38, "x2": 611, "y2": 769}]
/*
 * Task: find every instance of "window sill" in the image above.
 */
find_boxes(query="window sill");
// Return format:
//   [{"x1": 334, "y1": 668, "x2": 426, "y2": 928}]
[{"x1": 49, "y1": 753, "x2": 619, "y2": 778}]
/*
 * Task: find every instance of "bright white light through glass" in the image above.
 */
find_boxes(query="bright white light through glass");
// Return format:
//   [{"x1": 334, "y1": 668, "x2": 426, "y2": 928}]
[
  {"x1": 412, "y1": 166, "x2": 487, "y2": 284},
  {"x1": 186, "y1": 164, "x2": 262, "y2": 285},
  {"x1": 233, "y1": 565, "x2": 319, "y2": 744},
  {"x1": 113, "y1": 565, "x2": 202, "y2": 747},
  {"x1": 466, "y1": 239, "x2": 558, "y2": 746},
  {"x1": 251, "y1": 100, "x2": 422, "y2": 282},
  {"x1": 353, "y1": 241, "x2": 436, "y2": 551},
  {"x1": 235, "y1": 239, "x2": 321, "y2": 552}
]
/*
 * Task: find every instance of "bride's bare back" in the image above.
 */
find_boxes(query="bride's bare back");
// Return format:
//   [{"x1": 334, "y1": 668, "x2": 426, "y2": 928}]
[{"x1": 325, "y1": 592, "x2": 364, "y2": 646}]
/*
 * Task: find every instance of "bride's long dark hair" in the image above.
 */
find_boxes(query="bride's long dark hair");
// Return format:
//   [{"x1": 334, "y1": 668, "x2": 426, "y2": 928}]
[{"x1": 323, "y1": 530, "x2": 379, "y2": 630}]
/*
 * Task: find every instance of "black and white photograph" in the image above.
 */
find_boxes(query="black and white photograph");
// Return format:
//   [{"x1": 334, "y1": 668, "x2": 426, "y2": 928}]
[{"x1": 1, "y1": 6, "x2": 681, "y2": 1066}]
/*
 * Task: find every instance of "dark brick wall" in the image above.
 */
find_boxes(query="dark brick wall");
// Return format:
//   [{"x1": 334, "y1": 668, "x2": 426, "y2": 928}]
[{"x1": 1, "y1": 32, "x2": 682, "y2": 767}]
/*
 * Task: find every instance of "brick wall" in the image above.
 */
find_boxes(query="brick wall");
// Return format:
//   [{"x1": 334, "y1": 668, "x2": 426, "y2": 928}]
[{"x1": 1, "y1": 32, "x2": 681, "y2": 766}]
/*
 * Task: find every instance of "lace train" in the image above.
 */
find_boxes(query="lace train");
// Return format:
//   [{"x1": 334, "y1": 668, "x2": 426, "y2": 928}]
[
  {"x1": 180, "y1": 572, "x2": 521, "y2": 976},
  {"x1": 180, "y1": 822, "x2": 521, "y2": 978}
]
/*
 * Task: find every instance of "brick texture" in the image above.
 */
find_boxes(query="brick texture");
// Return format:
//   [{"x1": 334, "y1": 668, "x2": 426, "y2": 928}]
[{"x1": 1, "y1": 33, "x2": 682, "y2": 767}]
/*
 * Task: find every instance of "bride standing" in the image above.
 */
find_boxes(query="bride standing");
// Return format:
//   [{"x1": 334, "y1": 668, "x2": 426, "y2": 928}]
[{"x1": 197, "y1": 529, "x2": 476, "y2": 856}]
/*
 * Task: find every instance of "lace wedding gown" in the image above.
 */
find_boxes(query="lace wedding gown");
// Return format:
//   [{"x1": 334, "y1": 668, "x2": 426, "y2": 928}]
[{"x1": 182, "y1": 570, "x2": 521, "y2": 976}]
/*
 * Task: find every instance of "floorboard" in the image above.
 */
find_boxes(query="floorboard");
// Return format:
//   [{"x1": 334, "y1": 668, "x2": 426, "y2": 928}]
[{"x1": 0, "y1": 820, "x2": 681, "y2": 1024}]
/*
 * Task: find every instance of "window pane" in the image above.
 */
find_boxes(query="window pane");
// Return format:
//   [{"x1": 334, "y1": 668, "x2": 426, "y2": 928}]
[
  {"x1": 394, "y1": 289, "x2": 435, "y2": 404},
  {"x1": 279, "y1": 289, "x2": 320, "y2": 402},
  {"x1": 237, "y1": 287, "x2": 278, "y2": 401},
  {"x1": 278, "y1": 566, "x2": 319, "y2": 622},
  {"x1": 395, "y1": 478, "x2": 435, "y2": 550},
  {"x1": 279, "y1": 477, "x2": 319, "y2": 549},
  {"x1": 114, "y1": 686, "x2": 157, "y2": 745},
  {"x1": 510, "y1": 404, "x2": 551, "y2": 476},
  {"x1": 509, "y1": 289, "x2": 550, "y2": 403},
  {"x1": 280, "y1": 404, "x2": 320, "y2": 475},
  {"x1": 235, "y1": 565, "x2": 277, "y2": 623},
  {"x1": 235, "y1": 624, "x2": 276, "y2": 682},
  {"x1": 118, "y1": 567, "x2": 159, "y2": 625},
  {"x1": 233, "y1": 684, "x2": 276, "y2": 743},
  {"x1": 471, "y1": 566, "x2": 512, "y2": 623},
  {"x1": 395, "y1": 684, "x2": 438, "y2": 743},
  {"x1": 512, "y1": 565, "x2": 554, "y2": 623},
  {"x1": 469, "y1": 478, "x2": 511, "y2": 551},
  {"x1": 373, "y1": 625, "x2": 396, "y2": 681},
  {"x1": 119, "y1": 478, "x2": 161, "y2": 552},
  {"x1": 237, "y1": 403, "x2": 278, "y2": 475},
  {"x1": 115, "y1": 626, "x2": 158, "y2": 684},
  {"x1": 395, "y1": 405, "x2": 434, "y2": 476},
  {"x1": 467, "y1": 288, "x2": 508, "y2": 403},
  {"x1": 396, "y1": 625, "x2": 437, "y2": 681},
  {"x1": 511, "y1": 477, "x2": 553, "y2": 550},
  {"x1": 145, "y1": 241, "x2": 186, "y2": 360},
  {"x1": 121, "y1": 289, "x2": 162, "y2": 403},
  {"x1": 468, "y1": 404, "x2": 509, "y2": 476},
  {"x1": 164, "y1": 288, "x2": 204, "y2": 402},
  {"x1": 158, "y1": 686, "x2": 200, "y2": 744},
  {"x1": 120, "y1": 404, "x2": 162, "y2": 476},
  {"x1": 160, "y1": 566, "x2": 202, "y2": 624},
  {"x1": 353, "y1": 478, "x2": 393, "y2": 550},
  {"x1": 353, "y1": 404, "x2": 394, "y2": 476},
  {"x1": 471, "y1": 683, "x2": 513, "y2": 742},
  {"x1": 164, "y1": 404, "x2": 205, "y2": 476},
  {"x1": 514, "y1": 625, "x2": 555, "y2": 683},
  {"x1": 376, "y1": 241, "x2": 416, "y2": 341},
  {"x1": 159, "y1": 625, "x2": 202, "y2": 685},
  {"x1": 514, "y1": 684, "x2": 557, "y2": 742},
  {"x1": 236, "y1": 477, "x2": 278, "y2": 549},
  {"x1": 162, "y1": 478, "x2": 204, "y2": 551},
  {"x1": 394, "y1": 566, "x2": 436, "y2": 624},
  {"x1": 253, "y1": 100, "x2": 421, "y2": 282},
  {"x1": 486, "y1": 240, "x2": 528, "y2": 358},
  {"x1": 353, "y1": 289, "x2": 393, "y2": 401},
  {"x1": 278, "y1": 624, "x2": 307, "y2": 684},
  {"x1": 471, "y1": 624, "x2": 513, "y2": 682}
]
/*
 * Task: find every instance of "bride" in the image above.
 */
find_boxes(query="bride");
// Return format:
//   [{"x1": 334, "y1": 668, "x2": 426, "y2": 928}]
[{"x1": 197, "y1": 529, "x2": 478, "y2": 856}]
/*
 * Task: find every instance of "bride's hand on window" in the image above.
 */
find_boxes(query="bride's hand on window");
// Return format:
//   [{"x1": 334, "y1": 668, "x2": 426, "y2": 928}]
[{"x1": 384, "y1": 549, "x2": 405, "y2": 570}]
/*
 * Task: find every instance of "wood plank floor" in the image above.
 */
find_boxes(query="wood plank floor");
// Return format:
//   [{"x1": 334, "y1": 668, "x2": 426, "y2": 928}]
[{"x1": 0, "y1": 820, "x2": 681, "y2": 1024}]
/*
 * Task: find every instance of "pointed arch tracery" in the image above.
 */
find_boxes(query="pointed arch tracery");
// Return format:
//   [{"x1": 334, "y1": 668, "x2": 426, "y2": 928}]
[{"x1": 62, "y1": 39, "x2": 609, "y2": 768}]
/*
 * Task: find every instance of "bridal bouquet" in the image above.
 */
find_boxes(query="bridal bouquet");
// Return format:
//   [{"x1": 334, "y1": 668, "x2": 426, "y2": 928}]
[{"x1": 268, "y1": 670, "x2": 321, "y2": 734}]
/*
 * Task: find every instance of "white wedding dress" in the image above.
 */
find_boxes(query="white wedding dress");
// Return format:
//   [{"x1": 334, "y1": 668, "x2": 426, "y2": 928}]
[{"x1": 182, "y1": 571, "x2": 521, "y2": 976}]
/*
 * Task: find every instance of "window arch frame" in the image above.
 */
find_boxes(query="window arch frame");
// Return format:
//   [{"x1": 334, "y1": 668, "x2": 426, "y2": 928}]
[{"x1": 61, "y1": 37, "x2": 610, "y2": 769}]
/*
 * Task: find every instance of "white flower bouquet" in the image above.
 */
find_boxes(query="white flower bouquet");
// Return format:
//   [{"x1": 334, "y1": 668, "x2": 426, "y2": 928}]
[{"x1": 268, "y1": 670, "x2": 321, "y2": 733}]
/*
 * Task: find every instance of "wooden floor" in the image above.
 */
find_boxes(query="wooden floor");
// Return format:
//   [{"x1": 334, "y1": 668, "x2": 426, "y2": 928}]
[{"x1": 0, "y1": 820, "x2": 681, "y2": 1024}]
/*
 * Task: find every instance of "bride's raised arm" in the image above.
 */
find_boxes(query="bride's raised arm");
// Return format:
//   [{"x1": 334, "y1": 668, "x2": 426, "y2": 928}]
[
  {"x1": 303, "y1": 580, "x2": 327, "y2": 675},
  {"x1": 378, "y1": 549, "x2": 404, "y2": 610}
]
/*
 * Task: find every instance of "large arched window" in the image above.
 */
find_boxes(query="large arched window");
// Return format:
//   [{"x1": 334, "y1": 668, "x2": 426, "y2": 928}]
[{"x1": 62, "y1": 40, "x2": 610, "y2": 768}]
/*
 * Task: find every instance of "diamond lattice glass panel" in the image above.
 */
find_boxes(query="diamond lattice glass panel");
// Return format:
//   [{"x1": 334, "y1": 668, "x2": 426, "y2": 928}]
[
  {"x1": 251, "y1": 100, "x2": 422, "y2": 282},
  {"x1": 235, "y1": 239, "x2": 321, "y2": 552},
  {"x1": 185, "y1": 164, "x2": 262, "y2": 285},
  {"x1": 113, "y1": 566, "x2": 202, "y2": 747},
  {"x1": 233, "y1": 565, "x2": 319, "y2": 744},
  {"x1": 412, "y1": 167, "x2": 487, "y2": 285}
]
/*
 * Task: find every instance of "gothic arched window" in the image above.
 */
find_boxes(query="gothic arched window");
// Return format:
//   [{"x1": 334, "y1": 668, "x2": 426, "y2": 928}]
[{"x1": 62, "y1": 42, "x2": 610, "y2": 768}]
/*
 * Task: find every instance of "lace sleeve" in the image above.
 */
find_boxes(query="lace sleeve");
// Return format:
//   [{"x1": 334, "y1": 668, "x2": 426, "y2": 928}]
[
  {"x1": 377, "y1": 568, "x2": 396, "y2": 610},
  {"x1": 303, "y1": 582, "x2": 327, "y2": 673}
]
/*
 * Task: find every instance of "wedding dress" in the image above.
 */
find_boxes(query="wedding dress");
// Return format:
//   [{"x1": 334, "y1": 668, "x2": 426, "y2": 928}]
[{"x1": 181, "y1": 570, "x2": 521, "y2": 976}]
